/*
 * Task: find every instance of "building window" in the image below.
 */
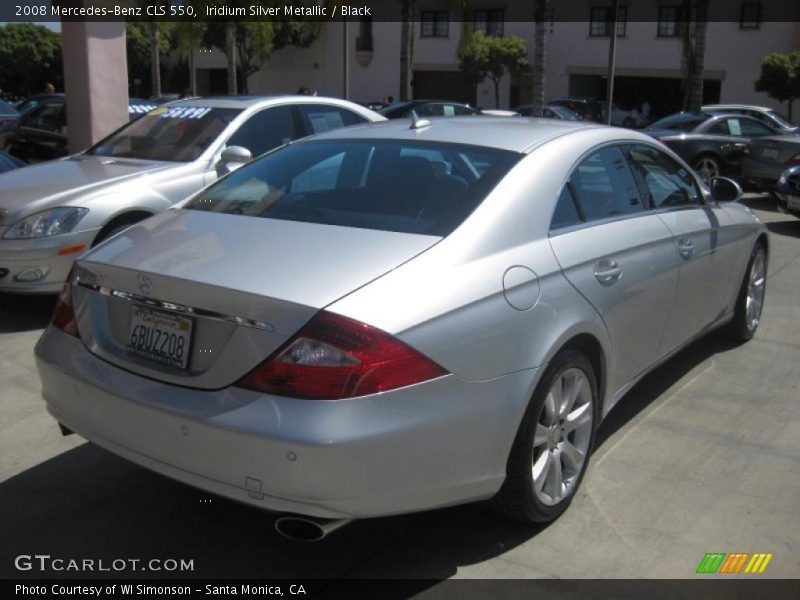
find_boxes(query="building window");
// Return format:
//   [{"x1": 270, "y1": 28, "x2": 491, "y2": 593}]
[
  {"x1": 740, "y1": 2, "x2": 761, "y2": 29},
  {"x1": 589, "y1": 6, "x2": 628, "y2": 37},
  {"x1": 657, "y1": 6, "x2": 687, "y2": 37},
  {"x1": 421, "y1": 10, "x2": 449, "y2": 37},
  {"x1": 474, "y1": 9, "x2": 504, "y2": 37},
  {"x1": 356, "y1": 16, "x2": 373, "y2": 51}
]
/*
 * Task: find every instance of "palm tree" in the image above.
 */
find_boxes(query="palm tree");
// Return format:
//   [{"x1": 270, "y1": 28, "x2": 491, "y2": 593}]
[
  {"x1": 150, "y1": 21, "x2": 161, "y2": 98},
  {"x1": 225, "y1": 22, "x2": 237, "y2": 96},
  {"x1": 174, "y1": 21, "x2": 206, "y2": 96},
  {"x1": 399, "y1": 0, "x2": 414, "y2": 100},
  {"x1": 531, "y1": 0, "x2": 550, "y2": 117}
]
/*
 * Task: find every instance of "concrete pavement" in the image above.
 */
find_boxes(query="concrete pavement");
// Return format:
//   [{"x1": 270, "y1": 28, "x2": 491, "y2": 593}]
[{"x1": 1, "y1": 194, "x2": 798, "y2": 582}]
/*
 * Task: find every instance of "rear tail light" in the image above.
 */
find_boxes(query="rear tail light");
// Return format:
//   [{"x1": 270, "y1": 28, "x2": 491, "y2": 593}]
[
  {"x1": 236, "y1": 311, "x2": 448, "y2": 399},
  {"x1": 51, "y1": 268, "x2": 79, "y2": 337},
  {"x1": 790, "y1": 153, "x2": 800, "y2": 165}
]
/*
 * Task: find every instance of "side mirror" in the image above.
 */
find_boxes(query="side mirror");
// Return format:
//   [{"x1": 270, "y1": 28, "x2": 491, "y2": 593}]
[
  {"x1": 216, "y1": 145, "x2": 252, "y2": 177},
  {"x1": 709, "y1": 176, "x2": 742, "y2": 203}
]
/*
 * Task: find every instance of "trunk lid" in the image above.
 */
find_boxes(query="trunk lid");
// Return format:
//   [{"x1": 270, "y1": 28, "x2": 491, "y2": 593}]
[{"x1": 72, "y1": 209, "x2": 440, "y2": 389}]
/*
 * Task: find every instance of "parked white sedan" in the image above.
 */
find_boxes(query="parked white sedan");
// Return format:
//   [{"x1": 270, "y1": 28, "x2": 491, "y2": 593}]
[{"x1": 0, "y1": 96, "x2": 384, "y2": 293}]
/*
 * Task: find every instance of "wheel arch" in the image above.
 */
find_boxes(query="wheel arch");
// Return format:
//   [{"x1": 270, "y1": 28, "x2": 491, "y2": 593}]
[{"x1": 92, "y1": 210, "x2": 153, "y2": 247}]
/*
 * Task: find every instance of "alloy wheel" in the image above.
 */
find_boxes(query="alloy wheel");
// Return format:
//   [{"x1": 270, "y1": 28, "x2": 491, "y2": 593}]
[
  {"x1": 746, "y1": 247, "x2": 766, "y2": 331},
  {"x1": 531, "y1": 368, "x2": 594, "y2": 506}
]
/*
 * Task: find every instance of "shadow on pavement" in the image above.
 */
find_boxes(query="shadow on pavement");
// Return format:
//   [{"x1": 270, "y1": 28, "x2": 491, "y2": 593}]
[
  {"x1": 740, "y1": 193, "x2": 779, "y2": 213},
  {"x1": 595, "y1": 334, "x2": 737, "y2": 449},
  {"x1": 766, "y1": 219, "x2": 800, "y2": 238},
  {"x1": 0, "y1": 292, "x2": 56, "y2": 333}
]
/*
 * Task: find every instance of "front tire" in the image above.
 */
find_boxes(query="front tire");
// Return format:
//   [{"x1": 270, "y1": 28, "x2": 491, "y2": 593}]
[
  {"x1": 492, "y1": 350, "x2": 598, "y2": 524},
  {"x1": 692, "y1": 155, "x2": 720, "y2": 185},
  {"x1": 726, "y1": 242, "x2": 767, "y2": 341}
]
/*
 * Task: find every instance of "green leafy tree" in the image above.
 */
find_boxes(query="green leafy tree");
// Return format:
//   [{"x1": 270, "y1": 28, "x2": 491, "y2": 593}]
[
  {"x1": 125, "y1": 21, "x2": 174, "y2": 97},
  {"x1": 755, "y1": 52, "x2": 800, "y2": 120},
  {"x1": 457, "y1": 30, "x2": 530, "y2": 109},
  {"x1": 203, "y1": 1, "x2": 320, "y2": 94},
  {"x1": 0, "y1": 23, "x2": 62, "y2": 97}
]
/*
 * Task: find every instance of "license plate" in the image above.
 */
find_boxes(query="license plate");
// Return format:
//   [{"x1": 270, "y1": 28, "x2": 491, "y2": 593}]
[
  {"x1": 127, "y1": 306, "x2": 192, "y2": 369},
  {"x1": 761, "y1": 148, "x2": 779, "y2": 161}
]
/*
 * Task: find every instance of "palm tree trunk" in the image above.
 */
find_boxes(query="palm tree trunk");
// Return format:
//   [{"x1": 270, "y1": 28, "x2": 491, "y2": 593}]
[
  {"x1": 150, "y1": 21, "x2": 161, "y2": 98},
  {"x1": 531, "y1": 0, "x2": 549, "y2": 117},
  {"x1": 225, "y1": 23, "x2": 237, "y2": 96},
  {"x1": 189, "y1": 46, "x2": 197, "y2": 96},
  {"x1": 687, "y1": 0, "x2": 708, "y2": 112},
  {"x1": 399, "y1": 0, "x2": 412, "y2": 100}
]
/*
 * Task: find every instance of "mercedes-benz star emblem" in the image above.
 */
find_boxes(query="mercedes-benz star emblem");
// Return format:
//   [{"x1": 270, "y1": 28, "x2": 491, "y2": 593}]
[{"x1": 137, "y1": 274, "x2": 152, "y2": 296}]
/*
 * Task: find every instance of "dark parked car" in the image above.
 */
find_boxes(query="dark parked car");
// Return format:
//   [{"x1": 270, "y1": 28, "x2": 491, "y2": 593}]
[
  {"x1": 379, "y1": 100, "x2": 479, "y2": 119},
  {"x1": 514, "y1": 104, "x2": 581, "y2": 120},
  {"x1": 0, "y1": 95, "x2": 162, "y2": 163},
  {"x1": 702, "y1": 104, "x2": 798, "y2": 134},
  {"x1": 644, "y1": 112, "x2": 781, "y2": 182},
  {"x1": 0, "y1": 150, "x2": 25, "y2": 173},
  {"x1": 546, "y1": 98, "x2": 601, "y2": 122},
  {"x1": 775, "y1": 165, "x2": 800, "y2": 217},
  {"x1": 742, "y1": 135, "x2": 800, "y2": 190},
  {"x1": 0, "y1": 99, "x2": 18, "y2": 125}
]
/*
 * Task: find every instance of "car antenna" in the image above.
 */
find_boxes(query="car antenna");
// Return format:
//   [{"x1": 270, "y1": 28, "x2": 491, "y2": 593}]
[{"x1": 409, "y1": 110, "x2": 431, "y2": 130}]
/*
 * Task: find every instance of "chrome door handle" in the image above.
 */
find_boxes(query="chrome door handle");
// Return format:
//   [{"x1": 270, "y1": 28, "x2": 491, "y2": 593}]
[
  {"x1": 594, "y1": 260, "x2": 622, "y2": 285},
  {"x1": 678, "y1": 238, "x2": 695, "y2": 260}
]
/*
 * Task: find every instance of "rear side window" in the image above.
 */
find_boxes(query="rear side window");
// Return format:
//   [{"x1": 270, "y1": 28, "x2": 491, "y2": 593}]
[
  {"x1": 569, "y1": 146, "x2": 643, "y2": 222},
  {"x1": 227, "y1": 105, "x2": 297, "y2": 157},
  {"x1": 297, "y1": 104, "x2": 365, "y2": 135},
  {"x1": 550, "y1": 185, "x2": 582, "y2": 230},
  {"x1": 185, "y1": 140, "x2": 522, "y2": 236}
]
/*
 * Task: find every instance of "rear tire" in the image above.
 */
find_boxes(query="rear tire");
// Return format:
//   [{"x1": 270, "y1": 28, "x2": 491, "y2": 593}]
[
  {"x1": 492, "y1": 350, "x2": 598, "y2": 524},
  {"x1": 725, "y1": 243, "x2": 767, "y2": 342}
]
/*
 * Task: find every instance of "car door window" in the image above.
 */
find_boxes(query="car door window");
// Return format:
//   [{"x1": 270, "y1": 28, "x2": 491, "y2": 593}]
[
  {"x1": 297, "y1": 104, "x2": 366, "y2": 136},
  {"x1": 227, "y1": 105, "x2": 297, "y2": 157},
  {"x1": 569, "y1": 146, "x2": 644, "y2": 222},
  {"x1": 22, "y1": 102, "x2": 65, "y2": 133},
  {"x1": 738, "y1": 119, "x2": 774, "y2": 138},
  {"x1": 626, "y1": 145, "x2": 701, "y2": 208},
  {"x1": 408, "y1": 104, "x2": 441, "y2": 117},
  {"x1": 453, "y1": 104, "x2": 476, "y2": 116}
]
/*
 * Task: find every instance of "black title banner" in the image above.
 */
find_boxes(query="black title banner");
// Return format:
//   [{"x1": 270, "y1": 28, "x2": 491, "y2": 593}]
[
  {"x1": 5, "y1": 579, "x2": 800, "y2": 600},
  {"x1": 4, "y1": 0, "x2": 800, "y2": 23}
]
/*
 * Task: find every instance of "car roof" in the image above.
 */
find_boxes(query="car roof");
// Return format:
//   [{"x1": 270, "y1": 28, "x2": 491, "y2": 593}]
[
  {"x1": 296, "y1": 116, "x2": 603, "y2": 153},
  {"x1": 702, "y1": 104, "x2": 773, "y2": 112},
  {"x1": 167, "y1": 95, "x2": 361, "y2": 109}
]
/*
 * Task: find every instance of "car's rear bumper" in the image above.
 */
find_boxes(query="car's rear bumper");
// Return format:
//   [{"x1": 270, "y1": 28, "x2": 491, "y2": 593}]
[
  {"x1": 35, "y1": 326, "x2": 537, "y2": 519},
  {"x1": 0, "y1": 229, "x2": 98, "y2": 294}
]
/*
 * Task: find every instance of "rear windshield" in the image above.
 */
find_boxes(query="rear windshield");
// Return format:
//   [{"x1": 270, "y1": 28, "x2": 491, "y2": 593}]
[
  {"x1": 650, "y1": 113, "x2": 709, "y2": 132},
  {"x1": 184, "y1": 139, "x2": 522, "y2": 236}
]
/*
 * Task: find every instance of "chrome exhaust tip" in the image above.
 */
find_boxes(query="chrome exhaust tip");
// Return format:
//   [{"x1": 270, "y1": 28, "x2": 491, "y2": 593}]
[{"x1": 274, "y1": 516, "x2": 352, "y2": 542}]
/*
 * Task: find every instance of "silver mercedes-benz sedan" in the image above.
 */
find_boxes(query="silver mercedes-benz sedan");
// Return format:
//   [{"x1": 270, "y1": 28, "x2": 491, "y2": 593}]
[
  {"x1": 35, "y1": 117, "x2": 767, "y2": 539},
  {"x1": 0, "y1": 96, "x2": 384, "y2": 293}
]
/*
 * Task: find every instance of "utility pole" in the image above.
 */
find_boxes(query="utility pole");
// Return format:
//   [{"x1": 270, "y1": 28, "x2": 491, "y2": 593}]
[{"x1": 605, "y1": 0, "x2": 619, "y2": 125}]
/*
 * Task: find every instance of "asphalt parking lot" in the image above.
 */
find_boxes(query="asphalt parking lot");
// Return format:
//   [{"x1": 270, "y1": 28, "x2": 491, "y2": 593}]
[{"x1": 1, "y1": 193, "x2": 798, "y2": 582}]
